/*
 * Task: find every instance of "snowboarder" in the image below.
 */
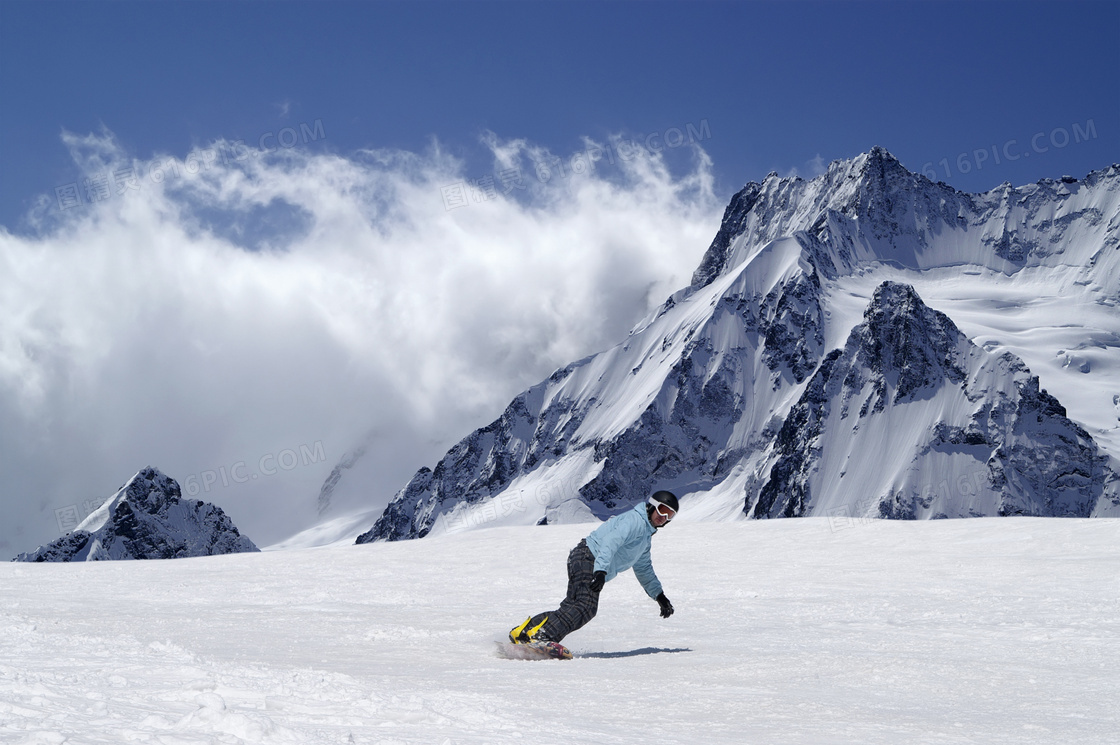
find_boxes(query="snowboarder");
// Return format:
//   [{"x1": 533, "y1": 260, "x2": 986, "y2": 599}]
[{"x1": 509, "y1": 490, "x2": 677, "y2": 648}]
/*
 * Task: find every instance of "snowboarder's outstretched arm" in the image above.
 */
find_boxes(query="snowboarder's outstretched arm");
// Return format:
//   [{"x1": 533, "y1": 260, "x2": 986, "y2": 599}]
[
  {"x1": 631, "y1": 548, "x2": 663, "y2": 599},
  {"x1": 633, "y1": 550, "x2": 672, "y2": 617}
]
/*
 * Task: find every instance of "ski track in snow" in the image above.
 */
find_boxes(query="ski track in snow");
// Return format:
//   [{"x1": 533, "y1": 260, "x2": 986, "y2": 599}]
[{"x1": 2, "y1": 519, "x2": 1119, "y2": 744}]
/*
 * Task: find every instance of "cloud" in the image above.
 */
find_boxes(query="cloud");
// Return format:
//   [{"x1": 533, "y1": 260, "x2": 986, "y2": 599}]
[
  {"x1": 786, "y1": 152, "x2": 827, "y2": 180},
  {"x1": 0, "y1": 128, "x2": 722, "y2": 553}
]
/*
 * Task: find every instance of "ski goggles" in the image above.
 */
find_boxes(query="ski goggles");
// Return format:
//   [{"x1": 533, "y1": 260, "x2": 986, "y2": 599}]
[{"x1": 648, "y1": 497, "x2": 677, "y2": 521}]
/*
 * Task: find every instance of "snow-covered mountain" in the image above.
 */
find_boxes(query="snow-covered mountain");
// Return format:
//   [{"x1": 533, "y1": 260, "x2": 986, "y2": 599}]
[
  {"x1": 357, "y1": 148, "x2": 1120, "y2": 542},
  {"x1": 14, "y1": 467, "x2": 259, "y2": 561}
]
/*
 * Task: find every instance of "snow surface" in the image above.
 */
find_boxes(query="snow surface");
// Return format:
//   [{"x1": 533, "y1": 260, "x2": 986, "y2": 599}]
[{"x1": 4, "y1": 519, "x2": 1119, "y2": 744}]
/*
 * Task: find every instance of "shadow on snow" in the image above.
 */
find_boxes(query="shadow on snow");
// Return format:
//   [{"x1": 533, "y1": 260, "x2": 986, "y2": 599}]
[{"x1": 575, "y1": 647, "x2": 692, "y2": 659}]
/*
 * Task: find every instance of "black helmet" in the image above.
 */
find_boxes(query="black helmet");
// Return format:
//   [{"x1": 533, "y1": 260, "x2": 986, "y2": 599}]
[{"x1": 648, "y1": 490, "x2": 679, "y2": 515}]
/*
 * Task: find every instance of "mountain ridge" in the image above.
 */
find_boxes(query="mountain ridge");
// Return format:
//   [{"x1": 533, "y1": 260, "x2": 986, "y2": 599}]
[{"x1": 352, "y1": 148, "x2": 1120, "y2": 542}]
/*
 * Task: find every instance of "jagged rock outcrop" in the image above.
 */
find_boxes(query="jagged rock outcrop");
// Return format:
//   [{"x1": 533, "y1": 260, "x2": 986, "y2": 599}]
[
  {"x1": 754, "y1": 282, "x2": 1115, "y2": 520},
  {"x1": 14, "y1": 467, "x2": 259, "y2": 561}
]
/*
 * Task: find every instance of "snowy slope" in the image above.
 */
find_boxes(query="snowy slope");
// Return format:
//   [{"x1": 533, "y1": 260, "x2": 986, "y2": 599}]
[
  {"x1": 352, "y1": 149, "x2": 1120, "y2": 542},
  {"x1": 13, "y1": 467, "x2": 259, "y2": 561},
  {"x1": 3, "y1": 519, "x2": 1119, "y2": 744}
]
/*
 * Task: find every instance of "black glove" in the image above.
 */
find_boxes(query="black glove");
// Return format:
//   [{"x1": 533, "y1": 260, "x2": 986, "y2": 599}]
[
  {"x1": 656, "y1": 592, "x2": 674, "y2": 618},
  {"x1": 589, "y1": 571, "x2": 606, "y2": 593}
]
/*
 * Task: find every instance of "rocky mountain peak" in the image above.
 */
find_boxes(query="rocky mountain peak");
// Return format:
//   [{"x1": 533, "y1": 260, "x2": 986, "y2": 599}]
[
  {"x1": 855, "y1": 281, "x2": 971, "y2": 401},
  {"x1": 13, "y1": 467, "x2": 259, "y2": 562},
  {"x1": 690, "y1": 181, "x2": 766, "y2": 288},
  {"x1": 857, "y1": 145, "x2": 907, "y2": 174},
  {"x1": 117, "y1": 466, "x2": 182, "y2": 513}
]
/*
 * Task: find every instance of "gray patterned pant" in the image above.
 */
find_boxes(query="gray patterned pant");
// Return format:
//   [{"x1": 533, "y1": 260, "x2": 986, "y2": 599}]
[{"x1": 529, "y1": 539, "x2": 599, "y2": 643}]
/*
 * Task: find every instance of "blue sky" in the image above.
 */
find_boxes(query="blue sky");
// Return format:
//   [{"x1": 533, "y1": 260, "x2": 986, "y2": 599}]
[
  {"x1": 0, "y1": 0, "x2": 1117, "y2": 552},
  {"x1": 2, "y1": 1, "x2": 1117, "y2": 230}
]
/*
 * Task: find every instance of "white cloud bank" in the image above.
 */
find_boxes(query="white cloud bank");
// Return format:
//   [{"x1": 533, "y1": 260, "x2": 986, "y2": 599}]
[{"x1": 0, "y1": 128, "x2": 723, "y2": 553}]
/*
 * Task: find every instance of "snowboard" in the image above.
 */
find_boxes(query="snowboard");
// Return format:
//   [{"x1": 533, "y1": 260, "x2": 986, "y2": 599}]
[{"x1": 495, "y1": 640, "x2": 573, "y2": 660}]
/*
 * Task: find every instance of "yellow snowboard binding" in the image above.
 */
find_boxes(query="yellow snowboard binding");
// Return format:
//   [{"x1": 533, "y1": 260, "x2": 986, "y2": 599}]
[{"x1": 509, "y1": 616, "x2": 548, "y2": 644}]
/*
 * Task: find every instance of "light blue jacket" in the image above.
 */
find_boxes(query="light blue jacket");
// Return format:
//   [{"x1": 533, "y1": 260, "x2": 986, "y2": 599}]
[{"x1": 585, "y1": 502, "x2": 663, "y2": 599}]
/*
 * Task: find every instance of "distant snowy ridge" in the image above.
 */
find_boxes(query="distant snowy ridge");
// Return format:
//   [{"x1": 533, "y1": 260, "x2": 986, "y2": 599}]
[
  {"x1": 692, "y1": 146, "x2": 1120, "y2": 291},
  {"x1": 13, "y1": 467, "x2": 259, "y2": 561},
  {"x1": 356, "y1": 148, "x2": 1120, "y2": 541}
]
